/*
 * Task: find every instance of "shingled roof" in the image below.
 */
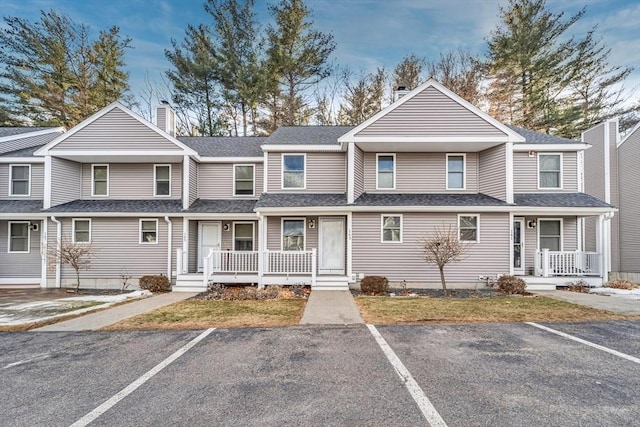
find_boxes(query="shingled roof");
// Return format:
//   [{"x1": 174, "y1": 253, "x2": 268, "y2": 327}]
[
  {"x1": 179, "y1": 136, "x2": 266, "y2": 157},
  {"x1": 255, "y1": 193, "x2": 348, "y2": 208},
  {"x1": 263, "y1": 126, "x2": 354, "y2": 145},
  {"x1": 0, "y1": 200, "x2": 43, "y2": 214},
  {"x1": 354, "y1": 193, "x2": 510, "y2": 207},
  {"x1": 186, "y1": 199, "x2": 257, "y2": 213},
  {"x1": 45, "y1": 199, "x2": 184, "y2": 213},
  {"x1": 514, "y1": 193, "x2": 611, "y2": 208},
  {"x1": 0, "y1": 127, "x2": 57, "y2": 138},
  {"x1": 507, "y1": 125, "x2": 579, "y2": 144}
]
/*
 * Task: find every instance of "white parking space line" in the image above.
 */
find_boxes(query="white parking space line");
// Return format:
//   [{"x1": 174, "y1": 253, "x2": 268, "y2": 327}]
[
  {"x1": 70, "y1": 328, "x2": 216, "y2": 427},
  {"x1": 367, "y1": 324, "x2": 448, "y2": 427},
  {"x1": 3, "y1": 353, "x2": 51, "y2": 369},
  {"x1": 526, "y1": 322, "x2": 640, "y2": 364}
]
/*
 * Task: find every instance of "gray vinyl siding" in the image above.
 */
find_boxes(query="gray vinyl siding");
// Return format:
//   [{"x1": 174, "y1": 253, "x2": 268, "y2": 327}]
[
  {"x1": 189, "y1": 158, "x2": 198, "y2": 206},
  {"x1": 618, "y1": 128, "x2": 640, "y2": 272},
  {"x1": 355, "y1": 86, "x2": 507, "y2": 137},
  {"x1": 608, "y1": 124, "x2": 620, "y2": 272},
  {"x1": 582, "y1": 123, "x2": 607, "y2": 200},
  {"x1": 479, "y1": 145, "x2": 507, "y2": 200},
  {"x1": 352, "y1": 212, "x2": 510, "y2": 283},
  {"x1": 80, "y1": 163, "x2": 182, "y2": 199},
  {"x1": 522, "y1": 216, "x2": 577, "y2": 275},
  {"x1": 354, "y1": 145, "x2": 364, "y2": 199},
  {"x1": 0, "y1": 163, "x2": 44, "y2": 200},
  {"x1": 198, "y1": 163, "x2": 263, "y2": 198},
  {"x1": 49, "y1": 217, "x2": 174, "y2": 280},
  {"x1": 266, "y1": 216, "x2": 318, "y2": 251},
  {"x1": 51, "y1": 157, "x2": 81, "y2": 206},
  {"x1": 53, "y1": 108, "x2": 179, "y2": 151},
  {"x1": 0, "y1": 220, "x2": 42, "y2": 278},
  {"x1": 188, "y1": 220, "x2": 198, "y2": 273},
  {"x1": 0, "y1": 131, "x2": 61, "y2": 155},
  {"x1": 267, "y1": 152, "x2": 346, "y2": 193},
  {"x1": 513, "y1": 151, "x2": 578, "y2": 192},
  {"x1": 363, "y1": 152, "x2": 478, "y2": 193},
  {"x1": 157, "y1": 108, "x2": 167, "y2": 133}
]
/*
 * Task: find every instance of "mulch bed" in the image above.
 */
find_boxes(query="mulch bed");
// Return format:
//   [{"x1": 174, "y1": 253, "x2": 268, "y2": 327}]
[
  {"x1": 191, "y1": 284, "x2": 311, "y2": 301},
  {"x1": 351, "y1": 288, "x2": 505, "y2": 298}
]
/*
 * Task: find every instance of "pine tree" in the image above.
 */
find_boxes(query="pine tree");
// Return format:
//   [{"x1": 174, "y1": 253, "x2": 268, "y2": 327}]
[
  {"x1": 338, "y1": 68, "x2": 387, "y2": 125},
  {"x1": 0, "y1": 10, "x2": 131, "y2": 128}
]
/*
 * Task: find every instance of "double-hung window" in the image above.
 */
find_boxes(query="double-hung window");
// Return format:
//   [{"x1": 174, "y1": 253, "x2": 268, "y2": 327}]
[
  {"x1": 73, "y1": 219, "x2": 91, "y2": 243},
  {"x1": 381, "y1": 215, "x2": 402, "y2": 243},
  {"x1": 377, "y1": 154, "x2": 395, "y2": 189},
  {"x1": 92, "y1": 165, "x2": 109, "y2": 196},
  {"x1": 538, "y1": 154, "x2": 561, "y2": 189},
  {"x1": 282, "y1": 219, "x2": 305, "y2": 251},
  {"x1": 140, "y1": 219, "x2": 158, "y2": 244},
  {"x1": 8, "y1": 222, "x2": 30, "y2": 253},
  {"x1": 282, "y1": 154, "x2": 305, "y2": 189},
  {"x1": 10, "y1": 165, "x2": 30, "y2": 196},
  {"x1": 447, "y1": 154, "x2": 465, "y2": 190},
  {"x1": 234, "y1": 165, "x2": 254, "y2": 196},
  {"x1": 458, "y1": 215, "x2": 479, "y2": 242},
  {"x1": 154, "y1": 165, "x2": 171, "y2": 196},
  {"x1": 234, "y1": 223, "x2": 254, "y2": 251},
  {"x1": 539, "y1": 219, "x2": 562, "y2": 251}
]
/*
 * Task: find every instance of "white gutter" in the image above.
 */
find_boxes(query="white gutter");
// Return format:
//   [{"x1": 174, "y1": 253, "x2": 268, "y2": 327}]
[
  {"x1": 51, "y1": 216, "x2": 61, "y2": 288},
  {"x1": 164, "y1": 216, "x2": 172, "y2": 280}
]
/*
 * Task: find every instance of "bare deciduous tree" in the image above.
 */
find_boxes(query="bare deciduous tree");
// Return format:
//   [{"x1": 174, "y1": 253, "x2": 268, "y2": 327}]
[
  {"x1": 50, "y1": 239, "x2": 94, "y2": 292},
  {"x1": 419, "y1": 225, "x2": 471, "y2": 295}
]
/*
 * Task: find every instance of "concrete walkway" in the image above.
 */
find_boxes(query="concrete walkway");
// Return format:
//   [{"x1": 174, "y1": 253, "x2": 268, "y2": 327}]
[
  {"x1": 300, "y1": 290, "x2": 364, "y2": 325},
  {"x1": 534, "y1": 290, "x2": 640, "y2": 315},
  {"x1": 34, "y1": 292, "x2": 197, "y2": 332}
]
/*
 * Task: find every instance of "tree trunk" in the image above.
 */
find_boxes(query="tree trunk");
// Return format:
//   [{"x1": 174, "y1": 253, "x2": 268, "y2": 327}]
[
  {"x1": 75, "y1": 268, "x2": 81, "y2": 292},
  {"x1": 438, "y1": 265, "x2": 448, "y2": 296}
]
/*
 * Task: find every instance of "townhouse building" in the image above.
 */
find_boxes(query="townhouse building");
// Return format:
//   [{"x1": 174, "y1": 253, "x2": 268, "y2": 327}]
[{"x1": 0, "y1": 81, "x2": 615, "y2": 291}]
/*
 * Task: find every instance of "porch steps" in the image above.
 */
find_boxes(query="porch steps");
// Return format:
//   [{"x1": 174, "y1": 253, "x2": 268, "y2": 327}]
[
  {"x1": 173, "y1": 274, "x2": 207, "y2": 293},
  {"x1": 312, "y1": 276, "x2": 350, "y2": 291},
  {"x1": 525, "y1": 283, "x2": 557, "y2": 291}
]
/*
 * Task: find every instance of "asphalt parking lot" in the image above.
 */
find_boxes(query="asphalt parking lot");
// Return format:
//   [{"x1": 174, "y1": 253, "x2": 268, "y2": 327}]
[{"x1": 1, "y1": 321, "x2": 639, "y2": 427}]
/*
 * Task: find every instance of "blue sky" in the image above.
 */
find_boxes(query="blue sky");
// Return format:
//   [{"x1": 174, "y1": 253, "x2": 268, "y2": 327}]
[{"x1": 1, "y1": 0, "x2": 639, "y2": 107}]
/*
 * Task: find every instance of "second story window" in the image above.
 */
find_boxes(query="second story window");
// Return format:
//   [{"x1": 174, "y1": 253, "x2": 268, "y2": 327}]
[
  {"x1": 10, "y1": 165, "x2": 30, "y2": 196},
  {"x1": 234, "y1": 165, "x2": 254, "y2": 196},
  {"x1": 447, "y1": 154, "x2": 465, "y2": 190},
  {"x1": 154, "y1": 165, "x2": 171, "y2": 196},
  {"x1": 92, "y1": 165, "x2": 108, "y2": 196},
  {"x1": 377, "y1": 154, "x2": 395, "y2": 189},
  {"x1": 538, "y1": 154, "x2": 561, "y2": 189},
  {"x1": 282, "y1": 154, "x2": 305, "y2": 189}
]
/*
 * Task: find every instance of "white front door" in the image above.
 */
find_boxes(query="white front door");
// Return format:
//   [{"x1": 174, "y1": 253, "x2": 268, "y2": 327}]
[
  {"x1": 319, "y1": 217, "x2": 345, "y2": 275},
  {"x1": 513, "y1": 218, "x2": 525, "y2": 275},
  {"x1": 198, "y1": 222, "x2": 221, "y2": 272}
]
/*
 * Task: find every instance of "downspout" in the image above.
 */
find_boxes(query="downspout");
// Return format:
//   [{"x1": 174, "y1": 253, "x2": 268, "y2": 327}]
[
  {"x1": 164, "y1": 216, "x2": 172, "y2": 282},
  {"x1": 51, "y1": 216, "x2": 61, "y2": 288}
]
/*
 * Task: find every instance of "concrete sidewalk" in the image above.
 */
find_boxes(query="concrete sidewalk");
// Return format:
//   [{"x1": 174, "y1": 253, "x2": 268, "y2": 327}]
[
  {"x1": 300, "y1": 290, "x2": 364, "y2": 325},
  {"x1": 33, "y1": 292, "x2": 197, "y2": 331},
  {"x1": 533, "y1": 290, "x2": 640, "y2": 315}
]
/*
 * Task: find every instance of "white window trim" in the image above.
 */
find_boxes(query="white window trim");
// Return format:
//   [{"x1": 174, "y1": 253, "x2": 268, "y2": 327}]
[
  {"x1": 376, "y1": 153, "x2": 396, "y2": 190},
  {"x1": 72, "y1": 218, "x2": 92, "y2": 244},
  {"x1": 8, "y1": 221, "x2": 30, "y2": 253},
  {"x1": 139, "y1": 218, "x2": 159, "y2": 245},
  {"x1": 380, "y1": 214, "x2": 403, "y2": 243},
  {"x1": 91, "y1": 164, "x2": 109, "y2": 197},
  {"x1": 233, "y1": 164, "x2": 255, "y2": 197},
  {"x1": 232, "y1": 221, "x2": 255, "y2": 251},
  {"x1": 446, "y1": 153, "x2": 466, "y2": 191},
  {"x1": 537, "y1": 218, "x2": 564, "y2": 251},
  {"x1": 458, "y1": 214, "x2": 480, "y2": 243},
  {"x1": 281, "y1": 217, "x2": 306, "y2": 251},
  {"x1": 281, "y1": 153, "x2": 306, "y2": 190},
  {"x1": 537, "y1": 153, "x2": 563, "y2": 190},
  {"x1": 153, "y1": 164, "x2": 172, "y2": 197},
  {"x1": 9, "y1": 164, "x2": 31, "y2": 197}
]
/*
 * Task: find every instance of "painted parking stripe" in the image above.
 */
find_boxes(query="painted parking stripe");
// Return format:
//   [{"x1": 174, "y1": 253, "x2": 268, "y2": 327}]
[
  {"x1": 526, "y1": 322, "x2": 640, "y2": 364},
  {"x1": 367, "y1": 324, "x2": 447, "y2": 427},
  {"x1": 70, "y1": 328, "x2": 216, "y2": 427}
]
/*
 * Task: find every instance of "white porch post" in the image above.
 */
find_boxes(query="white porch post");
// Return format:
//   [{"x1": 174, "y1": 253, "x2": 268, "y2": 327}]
[
  {"x1": 311, "y1": 248, "x2": 317, "y2": 287},
  {"x1": 257, "y1": 214, "x2": 264, "y2": 288},
  {"x1": 347, "y1": 142, "x2": 355, "y2": 204},
  {"x1": 596, "y1": 214, "x2": 606, "y2": 283},
  {"x1": 542, "y1": 249, "x2": 550, "y2": 277},
  {"x1": 182, "y1": 155, "x2": 190, "y2": 210},
  {"x1": 508, "y1": 212, "x2": 514, "y2": 276},
  {"x1": 346, "y1": 212, "x2": 353, "y2": 281},
  {"x1": 182, "y1": 217, "x2": 189, "y2": 274},
  {"x1": 40, "y1": 219, "x2": 48, "y2": 288}
]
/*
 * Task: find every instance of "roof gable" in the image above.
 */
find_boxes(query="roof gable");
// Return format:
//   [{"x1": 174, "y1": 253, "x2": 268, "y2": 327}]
[
  {"x1": 35, "y1": 102, "x2": 195, "y2": 156},
  {"x1": 339, "y1": 80, "x2": 524, "y2": 144}
]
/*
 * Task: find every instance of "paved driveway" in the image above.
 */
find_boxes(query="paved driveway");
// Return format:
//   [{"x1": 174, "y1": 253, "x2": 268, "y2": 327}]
[{"x1": 1, "y1": 321, "x2": 639, "y2": 426}]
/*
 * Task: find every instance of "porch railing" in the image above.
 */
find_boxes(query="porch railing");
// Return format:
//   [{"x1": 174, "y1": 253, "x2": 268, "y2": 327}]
[
  {"x1": 263, "y1": 249, "x2": 316, "y2": 277},
  {"x1": 535, "y1": 249, "x2": 601, "y2": 277}
]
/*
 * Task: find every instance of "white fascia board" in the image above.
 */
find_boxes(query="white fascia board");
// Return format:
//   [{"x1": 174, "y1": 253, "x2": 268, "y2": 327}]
[
  {"x1": 0, "y1": 213, "x2": 48, "y2": 219},
  {"x1": 338, "y1": 79, "x2": 525, "y2": 143},
  {"x1": 0, "y1": 157, "x2": 45, "y2": 163},
  {"x1": 181, "y1": 213, "x2": 259, "y2": 220},
  {"x1": 44, "y1": 211, "x2": 186, "y2": 218},
  {"x1": 513, "y1": 144, "x2": 590, "y2": 152},
  {"x1": 261, "y1": 144, "x2": 343, "y2": 152},
  {"x1": 197, "y1": 157, "x2": 264, "y2": 163},
  {"x1": 349, "y1": 136, "x2": 511, "y2": 143},
  {"x1": 47, "y1": 149, "x2": 187, "y2": 157},
  {"x1": 509, "y1": 206, "x2": 617, "y2": 215},
  {"x1": 254, "y1": 207, "x2": 351, "y2": 215},
  {"x1": 34, "y1": 102, "x2": 198, "y2": 157},
  {"x1": 0, "y1": 127, "x2": 64, "y2": 144}
]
